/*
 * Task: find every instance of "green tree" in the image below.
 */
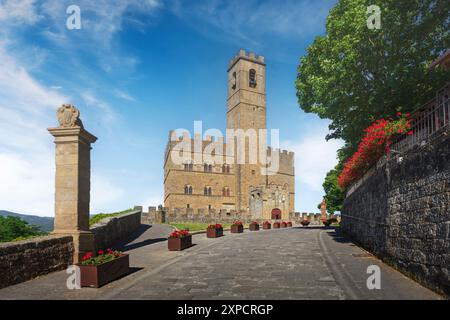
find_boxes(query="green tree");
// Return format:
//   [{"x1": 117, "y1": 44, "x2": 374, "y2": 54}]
[
  {"x1": 296, "y1": 0, "x2": 449, "y2": 159},
  {"x1": 0, "y1": 216, "x2": 44, "y2": 242}
]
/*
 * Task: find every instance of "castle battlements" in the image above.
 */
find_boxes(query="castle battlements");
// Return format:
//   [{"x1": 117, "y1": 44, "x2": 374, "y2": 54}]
[{"x1": 228, "y1": 49, "x2": 265, "y2": 70}]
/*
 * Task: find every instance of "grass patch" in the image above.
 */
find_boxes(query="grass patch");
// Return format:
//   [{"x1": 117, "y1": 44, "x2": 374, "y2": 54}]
[
  {"x1": 89, "y1": 208, "x2": 134, "y2": 226},
  {"x1": 169, "y1": 222, "x2": 235, "y2": 232}
]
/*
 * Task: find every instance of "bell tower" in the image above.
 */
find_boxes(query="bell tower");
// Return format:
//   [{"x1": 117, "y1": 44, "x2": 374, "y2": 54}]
[
  {"x1": 227, "y1": 49, "x2": 266, "y2": 130},
  {"x1": 226, "y1": 49, "x2": 267, "y2": 211}
]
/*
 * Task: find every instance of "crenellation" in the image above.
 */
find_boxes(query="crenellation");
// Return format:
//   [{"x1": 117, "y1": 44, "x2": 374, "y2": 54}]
[{"x1": 164, "y1": 51, "x2": 294, "y2": 220}]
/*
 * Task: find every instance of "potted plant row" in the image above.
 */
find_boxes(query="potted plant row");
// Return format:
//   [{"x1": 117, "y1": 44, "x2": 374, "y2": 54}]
[
  {"x1": 281, "y1": 221, "x2": 287, "y2": 228},
  {"x1": 230, "y1": 220, "x2": 244, "y2": 233},
  {"x1": 287, "y1": 221, "x2": 293, "y2": 227},
  {"x1": 78, "y1": 249, "x2": 130, "y2": 288},
  {"x1": 263, "y1": 221, "x2": 271, "y2": 229},
  {"x1": 207, "y1": 223, "x2": 223, "y2": 238},
  {"x1": 168, "y1": 229, "x2": 192, "y2": 251},
  {"x1": 301, "y1": 219, "x2": 310, "y2": 227},
  {"x1": 249, "y1": 221, "x2": 259, "y2": 231},
  {"x1": 273, "y1": 221, "x2": 280, "y2": 229}
]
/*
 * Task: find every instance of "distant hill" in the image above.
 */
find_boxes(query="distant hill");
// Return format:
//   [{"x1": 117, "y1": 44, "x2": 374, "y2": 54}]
[{"x1": 0, "y1": 211, "x2": 54, "y2": 232}]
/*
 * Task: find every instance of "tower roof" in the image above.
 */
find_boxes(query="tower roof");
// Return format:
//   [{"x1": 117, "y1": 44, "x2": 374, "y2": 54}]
[{"x1": 228, "y1": 49, "x2": 265, "y2": 71}]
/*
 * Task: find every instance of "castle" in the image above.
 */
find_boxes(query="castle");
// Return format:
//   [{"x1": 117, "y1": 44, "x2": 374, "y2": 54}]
[{"x1": 163, "y1": 50, "x2": 295, "y2": 220}]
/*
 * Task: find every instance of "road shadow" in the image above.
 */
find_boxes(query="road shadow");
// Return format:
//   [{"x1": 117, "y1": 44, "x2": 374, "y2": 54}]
[
  {"x1": 293, "y1": 226, "x2": 354, "y2": 245},
  {"x1": 119, "y1": 238, "x2": 168, "y2": 252},
  {"x1": 112, "y1": 224, "x2": 167, "y2": 251}
]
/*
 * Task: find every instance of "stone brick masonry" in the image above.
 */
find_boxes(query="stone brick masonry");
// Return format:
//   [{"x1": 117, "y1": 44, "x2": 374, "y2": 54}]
[
  {"x1": 342, "y1": 128, "x2": 450, "y2": 297},
  {"x1": 91, "y1": 210, "x2": 142, "y2": 251},
  {"x1": 0, "y1": 235, "x2": 73, "y2": 289}
]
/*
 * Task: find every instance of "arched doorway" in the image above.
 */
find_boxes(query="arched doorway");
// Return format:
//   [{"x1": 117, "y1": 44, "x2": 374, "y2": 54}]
[{"x1": 271, "y1": 208, "x2": 281, "y2": 220}]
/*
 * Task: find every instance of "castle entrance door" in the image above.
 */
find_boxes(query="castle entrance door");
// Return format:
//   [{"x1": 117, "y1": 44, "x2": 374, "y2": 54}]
[{"x1": 271, "y1": 208, "x2": 281, "y2": 220}]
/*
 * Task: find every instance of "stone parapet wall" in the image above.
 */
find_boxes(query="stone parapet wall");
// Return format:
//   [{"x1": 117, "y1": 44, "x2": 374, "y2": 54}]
[
  {"x1": 341, "y1": 128, "x2": 450, "y2": 297},
  {"x1": 142, "y1": 206, "x2": 303, "y2": 224},
  {"x1": 0, "y1": 235, "x2": 73, "y2": 289},
  {"x1": 91, "y1": 210, "x2": 142, "y2": 250}
]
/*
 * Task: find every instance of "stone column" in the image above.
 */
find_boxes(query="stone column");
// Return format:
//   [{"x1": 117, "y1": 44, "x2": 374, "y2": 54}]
[{"x1": 48, "y1": 104, "x2": 97, "y2": 263}]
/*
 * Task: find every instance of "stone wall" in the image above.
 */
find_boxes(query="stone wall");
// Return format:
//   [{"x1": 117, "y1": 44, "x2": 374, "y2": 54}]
[
  {"x1": 0, "y1": 235, "x2": 73, "y2": 289},
  {"x1": 341, "y1": 128, "x2": 450, "y2": 297},
  {"x1": 141, "y1": 206, "x2": 313, "y2": 224},
  {"x1": 91, "y1": 209, "x2": 142, "y2": 250}
]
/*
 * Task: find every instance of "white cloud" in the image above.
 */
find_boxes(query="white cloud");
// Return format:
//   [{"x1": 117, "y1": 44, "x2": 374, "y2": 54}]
[
  {"x1": 90, "y1": 175, "x2": 126, "y2": 214},
  {"x1": 0, "y1": 43, "x2": 125, "y2": 217},
  {"x1": 81, "y1": 91, "x2": 118, "y2": 126},
  {"x1": 0, "y1": 42, "x2": 66, "y2": 216},
  {"x1": 282, "y1": 121, "x2": 344, "y2": 193},
  {"x1": 0, "y1": 0, "x2": 40, "y2": 25},
  {"x1": 170, "y1": 0, "x2": 333, "y2": 45},
  {"x1": 113, "y1": 89, "x2": 136, "y2": 102}
]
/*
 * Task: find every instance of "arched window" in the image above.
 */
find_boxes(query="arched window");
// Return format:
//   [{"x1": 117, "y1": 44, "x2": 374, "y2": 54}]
[
  {"x1": 222, "y1": 164, "x2": 230, "y2": 173},
  {"x1": 184, "y1": 185, "x2": 193, "y2": 195},
  {"x1": 232, "y1": 72, "x2": 236, "y2": 90},
  {"x1": 249, "y1": 69, "x2": 256, "y2": 88},
  {"x1": 204, "y1": 163, "x2": 213, "y2": 173},
  {"x1": 184, "y1": 161, "x2": 193, "y2": 171},
  {"x1": 204, "y1": 186, "x2": 212, "y2": 196},
  {"x1": 222, "y1": 187, "x2": 230, "y2": 197}
]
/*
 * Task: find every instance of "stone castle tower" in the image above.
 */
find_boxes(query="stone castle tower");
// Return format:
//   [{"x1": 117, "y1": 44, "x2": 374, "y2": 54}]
[{"x1": 163, "y1": 50, "x2": 295, "y2": 220}]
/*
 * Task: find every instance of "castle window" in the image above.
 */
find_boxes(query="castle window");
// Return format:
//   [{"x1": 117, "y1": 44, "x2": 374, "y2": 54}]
[
  {"x1": 184, "y1": 161, "x2": 193, "y2": 171},
  {"x1": 204, "y1": 163, "x2": 213, "y2": 173},
  {"x1": 187, "y1": 204, "x2": 190, "y2": 208},
  {"x1": 222, "y1": 164, "x2": 230, "y2": 173},
  {"x1": 249, "y1": 69, "x2": 256, "y2": 88},
  {"x1": 222, "y1": 187, "x2": 230, "y2": 197},
  {"x1": 208, "y1": 204, "x2": 212, "y2": 210},
  {"x1": 204, "y1": 186, "x2": 212, "y2": 196},
  {"x1": 184, "y1": 185, "x2": 193, "y2": 195},
  {"x1": 232, "y1": 72, "x2": 236, "y2": 90}
]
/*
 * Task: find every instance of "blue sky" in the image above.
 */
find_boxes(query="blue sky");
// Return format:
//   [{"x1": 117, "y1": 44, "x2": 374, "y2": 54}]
[{"x1": 0, "y1": 0, "x2": 343, "y2": 217}]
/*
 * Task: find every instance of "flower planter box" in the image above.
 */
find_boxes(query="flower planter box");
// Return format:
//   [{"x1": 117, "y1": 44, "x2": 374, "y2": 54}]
[
  {"x1": 249, "y1": 223, "x2": 260, "y2": 231},
  {"x1": 287, "y1": 222, "x2": 293, "y2": 227},
  {"x1": 168, "y1": 235, "x2": 192, "y2": 251},
  {"x1": 273, "y1": 222, "x2": 280, "y2": 229},
  {"x1": 230, "y1": 225, "x2": 244, "y2": 233},
  {"x1": 263, "y1": 223, "x2": 271, "y2": 230},
  {"x1": 281, "y1": 222, "x2": 287, "y2": 228},
  {"x1": 323, "y1": 220, "x2": 332, "y2": 227},
  {"x1": 301, "y1": 220, "x2": 310, "y2": 227},
  {"x1": 207, "y1": 228, "x2": 223, "y2": 238},
  {"x1": 78, "y1": 254, "x2": 129, "y2": 288}
]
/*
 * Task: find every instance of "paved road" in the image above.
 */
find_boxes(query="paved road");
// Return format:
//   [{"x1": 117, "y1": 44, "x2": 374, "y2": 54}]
[{"x1": 0, "y1": 225, "x2": 441, "y2": 300}]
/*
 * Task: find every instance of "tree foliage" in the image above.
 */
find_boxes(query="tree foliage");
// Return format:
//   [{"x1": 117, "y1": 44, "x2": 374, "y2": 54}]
[
  {"x1": 0, "y1": 216, "x2": 45, "y2": 242},
  {"x1": 296, "y1": 0, "x2": 449, "y2": 158},
  {"x1": 297, "y1": 0, "x2": 449, "y2": 209}
]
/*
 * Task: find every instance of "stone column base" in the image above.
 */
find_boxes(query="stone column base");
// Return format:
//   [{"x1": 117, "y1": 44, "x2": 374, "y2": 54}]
[{"x1": 52, "y1": 230, "x2": 95, "y2": 264}]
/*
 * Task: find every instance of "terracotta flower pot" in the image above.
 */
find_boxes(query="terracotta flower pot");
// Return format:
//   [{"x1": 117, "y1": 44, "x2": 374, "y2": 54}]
[
  {"x1": 207, "y1": 228, "x2": 223, "y2": 238},
  {"x1": 249, "y1": 223, "x2": 259, "y2": 231},
  {"x1": 263, "y1": 223, "x2": 271, "y2": 230},
  {"x1": 78, "y1": 254, "x2": 129, "y2": 288},
  {"x1": 301, "y1": 220, "x2": 310, "y2": 227},
  {"x1": 273, "y1": 222, "x2": 280, "y2": 229},
  {"x1": 281, "y1": 222, "x2": 287, "y2": 228},
  {"x1": 168, "y1": 235, "x2": 192, "y2": 251},
  {"x1": 231, "y1": 225, "x2": 244, "y2": 233}
]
